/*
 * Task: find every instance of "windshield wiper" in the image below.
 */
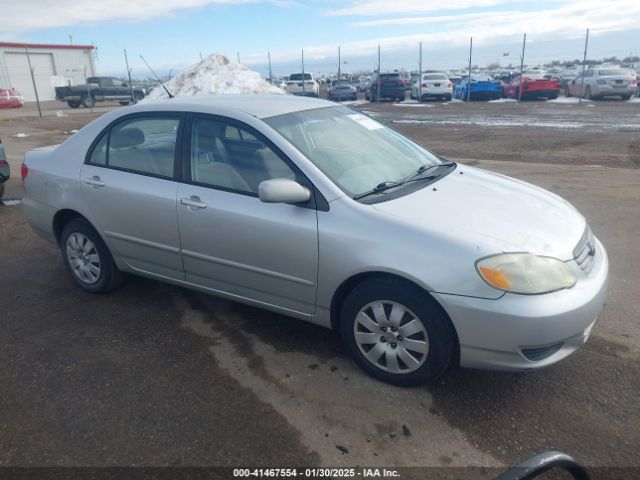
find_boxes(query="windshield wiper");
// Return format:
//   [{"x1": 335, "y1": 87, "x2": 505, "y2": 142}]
[{"x1": 353, "y1": 181, "x2": 402, "y2": 200}]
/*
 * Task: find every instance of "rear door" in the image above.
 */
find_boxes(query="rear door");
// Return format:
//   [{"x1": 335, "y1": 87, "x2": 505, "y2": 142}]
[
  {"x1": 81, "y1": 113, "x2": 185, "y2": 280},
  {"x1": 176, "y1": 114, "x2": 319, "y2": 316}
]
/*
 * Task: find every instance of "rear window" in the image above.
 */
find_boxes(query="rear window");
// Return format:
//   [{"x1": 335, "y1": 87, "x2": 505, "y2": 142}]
[
  {"x1": 598, "y1": 69, "x2": 625, "y2": 76},
  {"x1": 289, "y1": 73, "x2": 312, "y2": 81},
  {"x1": 380, "y1": 74, "x2": 400, "y2": 79},
  {"x1": 424, "y1": 74, "x2": 447, "y2": 80}
]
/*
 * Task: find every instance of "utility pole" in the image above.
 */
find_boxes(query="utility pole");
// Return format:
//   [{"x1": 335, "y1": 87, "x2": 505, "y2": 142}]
[
  {"x1": 124, "y1": 49, "x2": 134, "y2": 103},
  {"x1": 25, "y1": 48, "x2": 42, "y2": 117},
  {"x1": 338, "y1": 46, "x2": 341, "y2": 102},
  {"x1": 268, "y1": 51, "x2": 273, "y2": 84},
  {"x1": 579, "y1": 29, "x2": 590, "y2": 104},
  {"x1": 518, "y1": 33, "x2": 527, "y2": 102},
  {"x1": 418, "y1": 41, "x2": 423, "y2": 102},
  {"x1": 467, "y1": 38, "x2": 473, "y2": 102},
  {"x1": 377, "y1": 45, "x2": 381, "y2": 103},
  {"x1": 302, "y1": 49, "x2": 305, "y2": 96}
]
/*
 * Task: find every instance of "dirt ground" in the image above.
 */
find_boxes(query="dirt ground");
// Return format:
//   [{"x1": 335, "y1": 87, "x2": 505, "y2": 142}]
[{"x1": 1, "y1": 99, "x2": 639, "y2": 477}]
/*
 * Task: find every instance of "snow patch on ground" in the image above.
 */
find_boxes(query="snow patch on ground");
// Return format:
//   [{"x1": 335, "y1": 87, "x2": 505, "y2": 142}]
[
  {"x1": 143, "y1": 54, "x2": 283, "y2": 101},
  {"x1": 341, "y1": 99, "x2": 370, "y2": 106},
  {"x1": 393, "y1": 102, "x2": 433, "y2": 107},
  {"x1": 546, "y1": 97, "x2": 592, "y2": 104},
  {"x1": 628, "y1": 97, "x2": 640, "y2": 103},
  {"x1": 2, "y1": 199, "x2": 22, "y2": 206},
  {"x1": 11, "y1": 133, "x2": 29, "y2": 138},
  {"x1": 393, "y1": 119, "x2": 585, "y2": 129},
  {"x1": 488, "y1": 98, "x2": 517, "y2": 103}
]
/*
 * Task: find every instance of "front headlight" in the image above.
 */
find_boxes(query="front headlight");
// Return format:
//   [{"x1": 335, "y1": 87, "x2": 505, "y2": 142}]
[{"x1": 476, "y1": 253, "x2": 576, "y2": 295}]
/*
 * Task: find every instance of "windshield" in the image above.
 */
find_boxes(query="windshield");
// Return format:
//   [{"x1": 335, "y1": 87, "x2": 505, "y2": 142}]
[
  {"x1": 265, "y1": 106, "x2": 446, "y2": 198},
  {"x1": 289, "y1": 73, "x2": 312, "y2": 81},
  {"x1": 424, "y1": 74, "x2": 448, "y2": 80},
  {"x1": 598, "y1": 69, "x2": 624, "y2": 76}
]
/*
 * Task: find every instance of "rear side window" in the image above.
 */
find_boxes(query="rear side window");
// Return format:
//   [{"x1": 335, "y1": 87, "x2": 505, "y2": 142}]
[
  {"x1": 88, "y1": 134, "x2": 107, "y2": 166},
  {"x1": 87, "y1": 115, "x2": 180, "y2": 179}
]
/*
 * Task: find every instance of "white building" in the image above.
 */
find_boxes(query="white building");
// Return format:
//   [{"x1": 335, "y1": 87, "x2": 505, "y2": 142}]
[{"x1": 0, "y1": 42, "x2": 96, "y2": 102}]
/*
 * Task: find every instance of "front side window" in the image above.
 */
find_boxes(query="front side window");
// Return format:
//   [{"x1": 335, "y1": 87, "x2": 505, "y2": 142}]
[
  {"x1": 190, "y1": 117, "x2": 296, "y2": 194},
  {"x1": 106, "y1": 117, "x2": 179, "y2": 178},
  {"x1": 265, "y1": 106, "x2": 448, "y2": 198}
]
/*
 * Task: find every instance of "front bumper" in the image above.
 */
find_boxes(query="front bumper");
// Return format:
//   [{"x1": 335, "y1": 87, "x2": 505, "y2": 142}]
[{"x1": 433, "y1": 236, "x2": 608, "y2": 371}]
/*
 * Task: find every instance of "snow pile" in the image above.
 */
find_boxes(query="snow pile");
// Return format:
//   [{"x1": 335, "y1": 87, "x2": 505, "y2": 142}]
[{"x1": 143, "y1": 54, "x2": 283, "y2": 101}]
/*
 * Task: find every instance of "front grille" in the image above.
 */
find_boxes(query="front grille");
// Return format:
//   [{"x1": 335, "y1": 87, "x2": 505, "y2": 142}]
[
  {"x1": 573, "y1": 226, "x2": 596, "y2": 274},
  {"x1": 522, "y1": 342, "x2": 564, "y2": 361}
]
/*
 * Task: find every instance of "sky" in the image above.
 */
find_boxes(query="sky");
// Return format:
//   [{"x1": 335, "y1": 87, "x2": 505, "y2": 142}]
[{"x1": 1, "y1": 0, "x2": 639, "y2": 78}]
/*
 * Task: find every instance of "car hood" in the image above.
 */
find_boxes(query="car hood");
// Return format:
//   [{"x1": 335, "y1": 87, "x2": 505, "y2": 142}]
[{"x1": 372, "y1": 165, "x2": 585, "y2": 260}]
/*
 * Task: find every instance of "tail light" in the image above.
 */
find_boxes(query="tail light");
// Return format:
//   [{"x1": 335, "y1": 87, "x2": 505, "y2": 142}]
[
  {"x1": 396, "y1": 80, "x2": 403, "y2": 86},
  {"x1": 21, "y1": 163, "x2": 28, "y2": 180},
  {"x1": 632, "y1": 78, "x2": 637, "y2": 85},
  {"x1": 448, "y1": 83, "x2": 452, "y2": 88}
]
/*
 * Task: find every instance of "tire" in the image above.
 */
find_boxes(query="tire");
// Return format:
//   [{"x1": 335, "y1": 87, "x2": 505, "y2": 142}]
[
  {"x1": 584, "y1": 86, "x2": 592, "y2": 100},
  {"x1": 339, "y1": 278, "x2": 457, "y2": 386},
  {"x1": 445, "y1": 94, "x2": 452, "y2": 101},
  {"x1": 621, "y1": 94, "x2": 631, "y2": 101},
  {"x1": 0, "y1": 183, "x2": 4, "y2": 199},
  {"x1": 67, "y1": 101, "x2": 80, "y2": 108},
  {"x1": 82, "y1": 95, "x2": 95, "y2": 108},
  {"x1": 60, "y1": 219, "x2": 126, "y2": 293},
  {"x1": 564, "y1": 86, "x2": 571, "y2": 97},
  {"x1": 515, "y1": 88, "x2": 521, "y2": 100},
  {"x1": 548, "y1": 93, "x2": 558, "y2": 100},
  {"x1": 119, "y1": 101, "x2": 130, "y2": 106}
]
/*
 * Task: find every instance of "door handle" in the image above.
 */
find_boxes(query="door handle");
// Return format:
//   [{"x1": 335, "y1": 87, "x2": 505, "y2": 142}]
[
  {"x1": 83, "y1": 176, "x2": 105, "y2": 187},
  {"x1": 180, "y1": 196, "x2": 207, "y2": 209}
]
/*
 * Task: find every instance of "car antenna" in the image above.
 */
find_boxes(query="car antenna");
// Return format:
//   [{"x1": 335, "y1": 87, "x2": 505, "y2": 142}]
[{"x1": 140, "y1": 55, "x2": 174, "y2": 99}]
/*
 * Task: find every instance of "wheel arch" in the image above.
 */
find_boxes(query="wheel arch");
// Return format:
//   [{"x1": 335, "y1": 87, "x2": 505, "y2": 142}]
[
  {"x1": 329, "y1": 271, "x2": 461, "y2": 365},
  {"x1": 52, "y1": 209, "x2": 94, "y2": 245}
]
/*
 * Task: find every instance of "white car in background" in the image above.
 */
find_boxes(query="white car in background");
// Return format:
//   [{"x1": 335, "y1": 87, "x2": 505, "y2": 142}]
[
  {"x1": 565, "y1": 67, "x2": 636, "y2": 100},
  {"x1": 410, "y1": 72, "x2": 453, "y2": 101},
  {"x1": 285, "y1": 73, "x2": 320, "y2": 97}
]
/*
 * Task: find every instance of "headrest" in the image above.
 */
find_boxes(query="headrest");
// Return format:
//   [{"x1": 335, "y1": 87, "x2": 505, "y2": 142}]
[{"x1": 111, "y1": 127, "x2": 145, "y2": 149}]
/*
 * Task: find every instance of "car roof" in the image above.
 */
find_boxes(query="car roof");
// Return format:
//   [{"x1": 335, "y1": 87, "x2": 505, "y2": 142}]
[{"x1": 133, "y1": 94, "x2": 334, "y2": 119}]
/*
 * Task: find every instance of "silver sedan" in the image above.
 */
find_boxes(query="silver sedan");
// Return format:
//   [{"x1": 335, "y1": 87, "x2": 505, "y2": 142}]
[{"x1": 22, "y1": 95, "x2": 608, "y2": 385}]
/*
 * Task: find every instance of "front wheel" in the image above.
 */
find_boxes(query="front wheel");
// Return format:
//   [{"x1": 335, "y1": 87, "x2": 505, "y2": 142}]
[
  {"x1": 0, "y1": 183, "x2": 5, "y2": 199},
  {"x1": 339, "y1": 279, "x2": 457, "y2": 386},
  {"x1": 61, "y1": 219, "x2": 126, "y2": 293},
  {"x1": 584, "y1": 86, "x2": 592, "y2": 100}
]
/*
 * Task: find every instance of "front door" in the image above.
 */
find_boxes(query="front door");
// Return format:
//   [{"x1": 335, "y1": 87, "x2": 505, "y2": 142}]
[
  {"x1": 176, "y1": 115, "x2": 319, "y2": 316},
  {"x1": 81, "y1": 114, "x2": 184, "y2": 280}
]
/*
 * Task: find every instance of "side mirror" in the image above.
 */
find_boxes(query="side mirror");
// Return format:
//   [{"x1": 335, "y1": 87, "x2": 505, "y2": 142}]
[{"x1": 258, "y1": 178, "x2": 311, "y2": 204}]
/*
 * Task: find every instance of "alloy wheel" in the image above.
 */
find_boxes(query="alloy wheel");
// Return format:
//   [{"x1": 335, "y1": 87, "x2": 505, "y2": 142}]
[
  {"x1": 66, "y1": 232, "x2": 101, "y2": 284},
  {"x1": 353, "y1": 300, "x2": 429, "y2": 374}
]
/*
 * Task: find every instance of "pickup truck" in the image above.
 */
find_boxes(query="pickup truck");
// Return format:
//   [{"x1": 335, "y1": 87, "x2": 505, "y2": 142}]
[{"x1": 55, "y1": 77, "x2": 145, "y2": 108}]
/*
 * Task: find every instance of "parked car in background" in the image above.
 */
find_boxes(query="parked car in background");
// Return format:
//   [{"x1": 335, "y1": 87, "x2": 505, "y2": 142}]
[
  {"x1": 410, "y1": 72, "x2": 453, "y2": 101},
  {"x1": 0, "y1": 136, "x2": 8, "y2": 199},
  {"x1": 558, "y1": 69, "x2": 581, "y2": 89},
  {"x1": 0, "y1": 88, "x2": 24, "y2": 109},
  {"x1": 455, "y1": 75, "x2": 502, "y2": 101},
  {"x1": 565, "y1": 67, "x2": 636, "y2": 100},
  {"x1": 351, "y1": 77, "x2": 367, "y2": 92},
  {"x1": 21, "y1": 95, "x2": 608, "y2": 386},
  {"x1": 397, "y1": 71, "x2": 412, "y2": 90},
  {"x1": 285, "y1": 73, "x2": 320, "y2": 97},
  {"x1": 448, "y1": 74, "x2": 463, "y2": 90},
  {"x1": 328, "y1": 80, "x2": 358, "y2": 101},
  {"x1": 55, "y1": 77, "x2": 145, "y2": 108},
  {"x1": 503, "y1": 73, "x2": 560, "y2": 100},
  {"x1": 366, "y1": 73, "x2": 406, "y2": 101}
]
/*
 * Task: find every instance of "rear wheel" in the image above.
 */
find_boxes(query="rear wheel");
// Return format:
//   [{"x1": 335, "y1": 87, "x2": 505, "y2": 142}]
[
  {"x1": 584, "y1": 86, "x2": 592, "y2": 100},
  {"x1": 621, "y1": 94, "x2": 631, "y2": 101},
  {"x1": 61, "y1": 219, "x2": 125, "y2": 293},
  {"x1": 0, "y1": 183, "x2": 5, "y2": 199},
  {"x1": 564, "y1": 86, "x2": 571, "y2": 97},
  {"x1": 339, "y1": 279, "x2": 456, "y2": 386},
  {"x1": 67, "y1": 101, "x2": 80, "y2": 108},
  {"x1": 119, "y1": 101, "x2": 130, "y2": 106},
  {"x1": 82, "y1": 95, "x2": 95, "y2": 108}
]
